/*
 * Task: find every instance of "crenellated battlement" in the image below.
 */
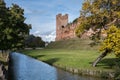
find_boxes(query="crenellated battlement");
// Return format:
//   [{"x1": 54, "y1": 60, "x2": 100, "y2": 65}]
[
  {"x1": 55, "y1": 13, "x2": 95, "y2": 41},
  {"x1": 55, "y1": 13, "x2": 108, "y2": 41},
  {"x1": 56, "y1": 13, "x2": 78, "y2": 41}
]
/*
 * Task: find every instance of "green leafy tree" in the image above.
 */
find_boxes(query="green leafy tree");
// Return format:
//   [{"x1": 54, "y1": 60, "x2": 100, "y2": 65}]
[
  {"x1": 0, "y1": 0, "x2": 10, "y2": 53},
  {"x1": 0, "y1": 0, "x2": 30, "y2": 53},
  {"x1": 25, "y1": 35, "x2": 45, "y2": 49},
  {"x1": 34, "y1": 37, "x2": 45, "y2": 47},
  {"x1": 9, "y1": 4, "x2": 30, "y2": 50}
]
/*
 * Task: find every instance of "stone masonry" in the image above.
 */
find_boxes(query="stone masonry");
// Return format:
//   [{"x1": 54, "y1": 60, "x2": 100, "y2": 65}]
[
  {"x1": 55, "y1": 13, "x2": 94, "y2": 41},
  {"x1": 55, "y1": 13, "x2": 107, "y2": 41},
  {"x1": 55, "y1": 14, "x2": 79, "y2": 41}
]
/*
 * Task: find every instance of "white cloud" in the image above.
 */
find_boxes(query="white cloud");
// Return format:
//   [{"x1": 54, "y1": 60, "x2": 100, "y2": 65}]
[
  {"x1": 32, "y1": 30, "x2": 56, "y2": 42},
  {"x1": 34, "y1": 31, "x2": 41, "y2": 36},
  {"x1": 44, "y1": 31, "x2": 56, "y2": 42}
]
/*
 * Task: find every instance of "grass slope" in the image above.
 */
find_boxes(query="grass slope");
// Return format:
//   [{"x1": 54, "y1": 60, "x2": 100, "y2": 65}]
[
  {"x1": 46, "y1": 38, "x2": 99, "y2": 50},
  {"x1": 22, "y1": 49, "x2": 116, "y2": 71},
  {"x1": 22, "y1": 38, "x2": 118, "y2": 78}
]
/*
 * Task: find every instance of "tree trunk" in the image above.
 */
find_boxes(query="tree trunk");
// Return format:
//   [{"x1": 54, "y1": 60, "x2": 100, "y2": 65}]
[
  {"x1": 1, "y1": 50, "x2": 3, "y2": 54},
  {"x1": 1, "y1": 50, "x2": 4, "y2": 57},
  {"x1": 92, "y1": 50, "x2": 108, "y2": 67}
]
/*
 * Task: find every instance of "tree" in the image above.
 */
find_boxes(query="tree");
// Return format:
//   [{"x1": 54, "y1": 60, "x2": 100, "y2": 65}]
[
  {"x1": 92, "y1": 25, "x2": 120, "y2": 67},
  {"x1": 9, "y1": 4, "x2": 31, "y2": 50},
  {"x1": 0, "y1": 0, "x2": 10, "y2": 53},
  {"x1": 0, "y1": 0, "x2": 30, "y2": 53},
  {"x1": 100, "y1": 25, "x2": 120, "y2": 57},
  {"x1": 25, "y1": 35, "x2": 45, "y2": 49},
  {"x1": 75, "y1": 0, "x2": 120, "y2": 67},
  {"x1": 76, "y1": 0, "x2": 120, "y2": 37},
  {"x1": 34, "y1": 37, "x2": 45, "y2": 47}
]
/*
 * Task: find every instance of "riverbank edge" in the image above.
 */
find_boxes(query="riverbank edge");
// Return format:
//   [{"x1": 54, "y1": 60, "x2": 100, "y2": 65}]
[
  {"x1": 52, "y1": 64, "x2": 115, "y2": 79},
  {"x1": 20, "y1": 52, "x2": 116, "y2": 79},
  {"x1": 0, "y1": 61, "x2": 8, "y2": 80},
  {"x1": 0, "y1": 53, "x2": 9, "y2": 80},
  {"x1": 23, "y1": 52, "x2": 115, "y2": 80}
]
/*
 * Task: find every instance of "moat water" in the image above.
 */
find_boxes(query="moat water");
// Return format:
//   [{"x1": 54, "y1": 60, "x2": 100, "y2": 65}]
[{"x1": 8, "y1": 52, "x2": 104, "y2": 80}]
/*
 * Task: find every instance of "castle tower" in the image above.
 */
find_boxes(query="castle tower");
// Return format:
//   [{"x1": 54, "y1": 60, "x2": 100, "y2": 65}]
[{"x1": 56, "y1": 14, "x2": 68, "y2": 41}]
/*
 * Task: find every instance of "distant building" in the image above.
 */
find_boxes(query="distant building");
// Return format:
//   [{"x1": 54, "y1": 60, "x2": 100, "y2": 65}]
[
  {"x1": 55, "y1": 13, "x2": 106, "y2": 41},
  {"x1": 55, "y1": 14, "x2": 79, "y2": 41},
  {"x1": 55, "y1": 13, "x2": 92, "y2": 41},
  {"x1": 55, "y1": 14, "x2": 120, "y2": 41}
]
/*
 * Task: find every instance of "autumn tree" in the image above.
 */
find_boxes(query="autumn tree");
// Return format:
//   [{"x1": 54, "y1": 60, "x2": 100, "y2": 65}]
[
  {"x1": 75, "y1": 0, "x2": 120, "y2": 67},
  {"x1": 76, "y1": 0, "x2": 120, "y2": 37},
  {"x1": 93, "y1": 25, "x2": 120, "y2": 67}
]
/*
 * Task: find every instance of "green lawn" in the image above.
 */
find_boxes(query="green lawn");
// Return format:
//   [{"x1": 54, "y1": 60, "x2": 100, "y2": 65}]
[{"x1": 22, "y1": 49, "x2": 117, "y2": 71}]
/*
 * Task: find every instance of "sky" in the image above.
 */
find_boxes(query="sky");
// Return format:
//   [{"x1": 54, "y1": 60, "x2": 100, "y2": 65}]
[{"x1": 5, "y1": 0, "x2": 84, "y2": 42}]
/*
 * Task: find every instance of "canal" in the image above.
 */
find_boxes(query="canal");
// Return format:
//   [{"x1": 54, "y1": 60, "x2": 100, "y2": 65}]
[{"x1": 8, "y1": 52, "x2": 104, "y2": 80}]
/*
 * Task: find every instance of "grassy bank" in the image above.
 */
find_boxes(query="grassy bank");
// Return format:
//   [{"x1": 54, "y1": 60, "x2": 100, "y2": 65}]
[
  {"x1": 21, "y1": 38, "x2": 118, "y2": 78},
  {"x1": 46, "y1": 38, "x2": 99, "y2": 50},
  {"x1": 22, "y1": 49, "x2": 117, "y2": 78}
]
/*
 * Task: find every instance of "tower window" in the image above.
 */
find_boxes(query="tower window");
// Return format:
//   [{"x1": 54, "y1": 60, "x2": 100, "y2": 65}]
[{"x1": 61, "y1": 25, "x2": 64, "y2": 28}]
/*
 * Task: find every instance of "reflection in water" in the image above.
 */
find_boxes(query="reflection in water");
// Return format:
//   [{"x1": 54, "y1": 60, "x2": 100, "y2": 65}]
[{"x1": 8, "y1": 52, "x2": 103, "y2": 80}]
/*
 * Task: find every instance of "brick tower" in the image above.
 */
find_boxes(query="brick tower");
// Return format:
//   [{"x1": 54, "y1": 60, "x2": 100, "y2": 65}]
[{"x1": 55, "y1": 14, "x2": 68, "y2": 41}]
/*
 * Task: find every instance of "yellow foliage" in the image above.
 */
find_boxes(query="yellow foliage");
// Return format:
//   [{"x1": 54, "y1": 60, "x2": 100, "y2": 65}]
[
  {"x1": 75, "y1": 23, "x2": 85, "y2": 37},
  {"x1": 100, "y1": 25, "x2": 120, "y2": 57},
  {"x1": 82, "y1": 1, "x2": 90, "y2": 11}
]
